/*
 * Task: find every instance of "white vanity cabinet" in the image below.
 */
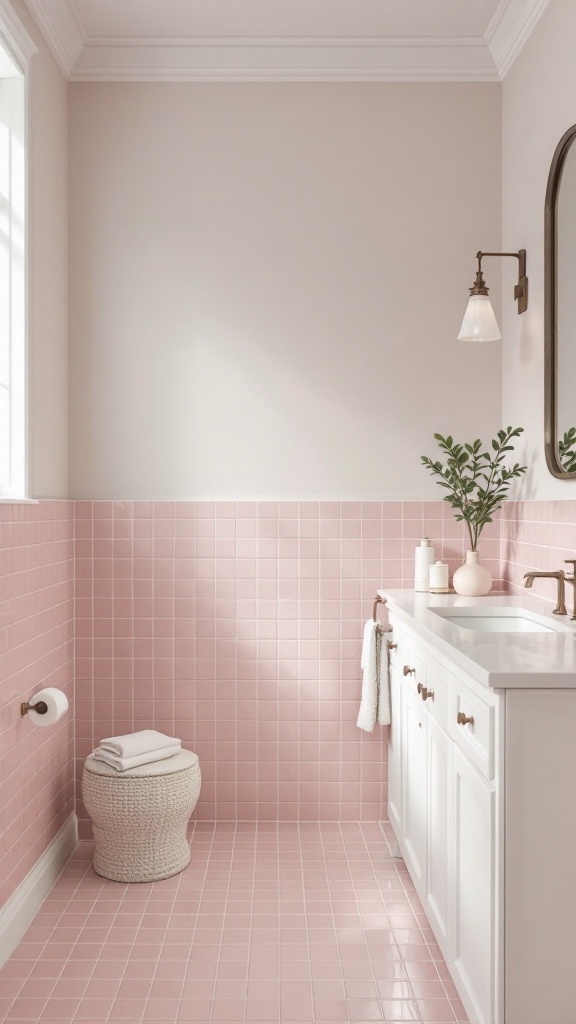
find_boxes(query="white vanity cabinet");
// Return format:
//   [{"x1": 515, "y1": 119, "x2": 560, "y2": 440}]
[
  {"x1": 385, "y1": 595, "x2": 576, "y2": 1024},
  {"x1": 387, "y1": 613, "x2": 500, "y2": 1024}
]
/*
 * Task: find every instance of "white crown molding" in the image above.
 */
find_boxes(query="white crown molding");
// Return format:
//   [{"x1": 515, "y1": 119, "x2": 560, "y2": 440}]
[
  {"x1": 17, "y1": 0, "x2": 552, "y2": 83},
  {"x1": 0, "y1": 0, "x2": 37, "y2": 71},
  {"x1": 71, "y1": 69, "x2": 500, "y2": 84},
  {"x1": 83, "y1": 35, "x2": 488, "y2": 50},
  {"x1": 486, "y1": 0, "x2": 552, "y2": 78},
  {"x1": 72, "y1": 36, "x2": 498, "y2": 83},
  {"x1": 21, "y1": 0, "x2": 83, "y2": 78}
]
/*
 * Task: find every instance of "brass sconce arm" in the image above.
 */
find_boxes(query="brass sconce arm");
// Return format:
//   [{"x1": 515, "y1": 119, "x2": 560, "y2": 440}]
[{"x1": 473, "y1": 250, "x2": 528, "y2": 314}]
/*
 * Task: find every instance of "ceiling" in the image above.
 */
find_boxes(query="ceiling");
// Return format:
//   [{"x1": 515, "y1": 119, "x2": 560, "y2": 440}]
[{"x1": 21, "y1": 0, "x2": 550, "y2": 82}]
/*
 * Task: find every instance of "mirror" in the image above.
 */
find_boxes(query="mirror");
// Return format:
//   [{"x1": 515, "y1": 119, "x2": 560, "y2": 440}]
[{"x1": 545, "y1": 124, "x2": 576, "y2": 478}]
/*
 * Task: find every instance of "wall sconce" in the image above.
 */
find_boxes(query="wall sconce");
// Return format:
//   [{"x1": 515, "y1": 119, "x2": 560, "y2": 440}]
[{"x1": 458, "y1": 249, "x2": 528, "y2": 342}]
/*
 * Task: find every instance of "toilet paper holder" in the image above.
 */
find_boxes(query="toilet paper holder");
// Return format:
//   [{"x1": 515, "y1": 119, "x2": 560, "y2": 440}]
[{"x1": 21, "y1": 699, "x2": 48, "y2": 718}]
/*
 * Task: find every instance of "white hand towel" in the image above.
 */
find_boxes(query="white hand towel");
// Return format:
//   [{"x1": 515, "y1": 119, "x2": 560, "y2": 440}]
[
  {"x1": 99, "y1": 729, "x2": 180, "y2": 759},
  {"x1": 377, "y1": 638, "x2": 391, "y2": 726},
  {"x1": 357, "y1": 621, "x2": 379, "y2": 732},
  {"x1": 361, "y1": 618, "x2": 374, "y2": 671},
  {"x1": 92, "y1": 744, "x2": 181, "y2": 772}
]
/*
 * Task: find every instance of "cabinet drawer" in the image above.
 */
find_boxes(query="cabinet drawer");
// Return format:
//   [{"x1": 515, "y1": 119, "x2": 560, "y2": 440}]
[
  {"x1": 402, "y1": 651, "x2": 448, "y2": 731},
  {"x1": 450, "y1": 680, "x2": 494, "y2": 781}
]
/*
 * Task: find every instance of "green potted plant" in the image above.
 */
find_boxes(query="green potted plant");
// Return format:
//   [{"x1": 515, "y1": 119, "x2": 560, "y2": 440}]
[{"x1": 421, "y1": 426, "x2": 528, "y2": 595}]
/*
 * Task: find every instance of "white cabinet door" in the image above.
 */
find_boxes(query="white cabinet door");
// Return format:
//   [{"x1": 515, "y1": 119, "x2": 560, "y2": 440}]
[
  {"x1": 451, "y1": 747, "x2": 495, "y2": 1024},
  {"x1": 401, "y1": 684, "x2": 427, "y2": 892},
  {"x1": 388, "y1": 666, "x2": 402, "y2": 834},
  {"x1": 426, "y1": 715, "x2": 450, "y2": 955}
]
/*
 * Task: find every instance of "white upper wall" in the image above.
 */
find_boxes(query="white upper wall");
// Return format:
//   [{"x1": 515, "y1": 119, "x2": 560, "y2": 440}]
[
  {"x1": 69, "y1": 82, "x2": 502, "y2": 499},
  {"x1": 6, "y1": 0, "x2": 69, "y2": 498},
  {"x1": 502, "y1": 0, "x2": 576, "y2": 498}
]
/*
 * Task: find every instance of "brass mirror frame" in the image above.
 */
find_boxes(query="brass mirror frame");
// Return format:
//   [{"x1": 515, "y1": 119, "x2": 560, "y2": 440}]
[{"x1": 545, "y1": 123, "x2": 576, "y2": 479}]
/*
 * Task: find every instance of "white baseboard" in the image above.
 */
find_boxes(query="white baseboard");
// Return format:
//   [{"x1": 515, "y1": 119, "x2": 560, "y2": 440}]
[{"x1": 0, "y1": 813, "x2": 78, "y2": 968}]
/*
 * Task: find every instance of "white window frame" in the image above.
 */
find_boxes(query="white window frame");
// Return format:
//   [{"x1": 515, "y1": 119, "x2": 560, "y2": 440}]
[{"x1": 0, "y1": 1, "x2": 36, "y2": 500}]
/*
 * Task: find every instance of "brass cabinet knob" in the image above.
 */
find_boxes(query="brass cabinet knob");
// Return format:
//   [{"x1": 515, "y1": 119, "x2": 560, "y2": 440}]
[
  {"x1": 387, "y1": 641, "x2": 397, "y2": 651},
  {"x1": 403, "y1": 665, "x2": 416, "y2": 676},
  {"x1": 417, "y1": 682, "x2": 423, "y2": 694},
  {"x1": 421, "y1": 687, "x2": 434, "y2": 702},
  {"x1": 457, "y1": 711, "x2": 474, "y2": 726}
]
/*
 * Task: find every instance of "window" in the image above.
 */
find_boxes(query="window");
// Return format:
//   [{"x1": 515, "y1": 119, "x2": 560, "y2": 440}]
[{"x1": 0, "y1": 45, "x2": 25, "y2": 497}]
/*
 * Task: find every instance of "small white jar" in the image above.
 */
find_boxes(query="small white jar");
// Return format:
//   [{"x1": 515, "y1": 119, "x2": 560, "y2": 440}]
[{"x1": 429, "y1": 560, "x2": 450, "y2": 592}]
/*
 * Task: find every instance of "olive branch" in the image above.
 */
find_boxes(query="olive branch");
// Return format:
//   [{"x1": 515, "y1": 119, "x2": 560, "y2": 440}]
[
  {"x1": 559, "y1": 428, "x2": 576, "y2": 473},
  {"x1": 421, "y1": 427, "x2": 528, "y2": 552}
]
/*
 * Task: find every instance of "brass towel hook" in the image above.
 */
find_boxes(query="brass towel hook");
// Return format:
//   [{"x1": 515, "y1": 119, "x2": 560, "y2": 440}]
[{"x1": 21, "y1": 699, "x2": 48, "y2": 718}]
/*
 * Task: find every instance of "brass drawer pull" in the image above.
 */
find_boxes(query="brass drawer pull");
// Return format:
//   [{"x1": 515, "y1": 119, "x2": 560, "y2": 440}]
[
  {"x1": 403, "y1": 665, "x2": 416, "y2": 676},
  {"x1": 387, "y1": 641, "x2": 397, "y2": 651},
  {"x1": 457, "y1": 711, "x2": 474, "y2": 726},
  {"x1": 421, "y1": 687, "x2": 434, "y2": 702}
]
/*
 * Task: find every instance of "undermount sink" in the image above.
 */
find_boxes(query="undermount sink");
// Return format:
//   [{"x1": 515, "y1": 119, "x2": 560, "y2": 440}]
[{"x1": 430, "y1": 606, "x2": 574, "y2": 634}]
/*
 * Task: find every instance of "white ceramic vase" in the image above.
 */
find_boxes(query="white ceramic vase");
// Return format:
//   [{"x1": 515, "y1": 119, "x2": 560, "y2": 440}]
[{"x1": 452, "y1": 549, "x2": 492, "y2": 597}]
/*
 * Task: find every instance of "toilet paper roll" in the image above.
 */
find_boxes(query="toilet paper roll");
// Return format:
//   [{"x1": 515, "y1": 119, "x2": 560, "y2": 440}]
[{"x1": 26, "y1": 687, "x2": 69, "y2": 727}]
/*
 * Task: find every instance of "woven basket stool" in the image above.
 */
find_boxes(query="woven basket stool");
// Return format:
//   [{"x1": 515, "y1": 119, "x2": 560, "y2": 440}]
[{"x1": 82, "y1": 749, "x2": 201, "y2": 882}]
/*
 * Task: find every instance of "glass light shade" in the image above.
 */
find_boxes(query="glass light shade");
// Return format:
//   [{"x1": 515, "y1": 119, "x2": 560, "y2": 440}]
[{"x1": 457, "y1": 294, "x2": 502, "y2": 342}]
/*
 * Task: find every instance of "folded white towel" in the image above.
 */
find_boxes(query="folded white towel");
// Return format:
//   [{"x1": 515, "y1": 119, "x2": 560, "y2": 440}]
[
  {"x1": 92, "y1": 744, "x2": 181, "y2": 772},
  {"x1": 377, "y1": 637, "x2": 391, "y2": 727},
  {"x1": 361, "y1": 618, "x2": 374, "y2": 671},
  {"x1": 357, "y1": 621, "x2": 379, "y2": 732},
  {"x1": 99, "y1": 729, "x2": 180, "y2": 760}
]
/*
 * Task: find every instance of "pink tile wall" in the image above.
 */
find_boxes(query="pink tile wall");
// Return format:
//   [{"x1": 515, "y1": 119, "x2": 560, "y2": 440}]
[
  {"x1": 0, "y1": 501, "x2": 74, "y2": 908},
  {"x1": 0, "y1": 495, "x2": 558, "y2": 899},
  {"x1": 74, "y1": 500, "x2": 500, "y2": 833},
  {"x1": 501, "y1": 499, "x2": 576, "y2": 602}
]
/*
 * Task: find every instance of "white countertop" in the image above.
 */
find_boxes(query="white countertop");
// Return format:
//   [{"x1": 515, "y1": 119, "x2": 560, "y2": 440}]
[{"x1": 378, "y1": 589, "x2": 576, "y2": 689}]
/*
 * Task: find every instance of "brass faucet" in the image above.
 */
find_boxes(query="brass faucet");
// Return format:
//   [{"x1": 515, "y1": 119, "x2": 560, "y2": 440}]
[
  {"x1": 523, "y1": 561, "x2": 576, "y2": 619},
  {"x1": 565, "y1": 561, "x2": 576, "y2": 620}
]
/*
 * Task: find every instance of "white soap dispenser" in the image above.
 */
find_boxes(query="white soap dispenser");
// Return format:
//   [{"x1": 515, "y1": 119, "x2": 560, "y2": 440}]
[{"x1": 414, "y1": 538, "x2": 435, "y2": 592}]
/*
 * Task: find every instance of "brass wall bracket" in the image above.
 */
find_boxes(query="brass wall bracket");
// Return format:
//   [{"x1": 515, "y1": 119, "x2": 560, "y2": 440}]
[{"x1": 21, "y1": 700, "x2": 48, "y2": 718}]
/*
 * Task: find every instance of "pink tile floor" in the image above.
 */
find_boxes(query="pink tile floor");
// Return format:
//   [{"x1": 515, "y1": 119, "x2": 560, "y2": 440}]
[{"x1": 0, "y1": 824, "x2": 468, "y2": 1024}]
